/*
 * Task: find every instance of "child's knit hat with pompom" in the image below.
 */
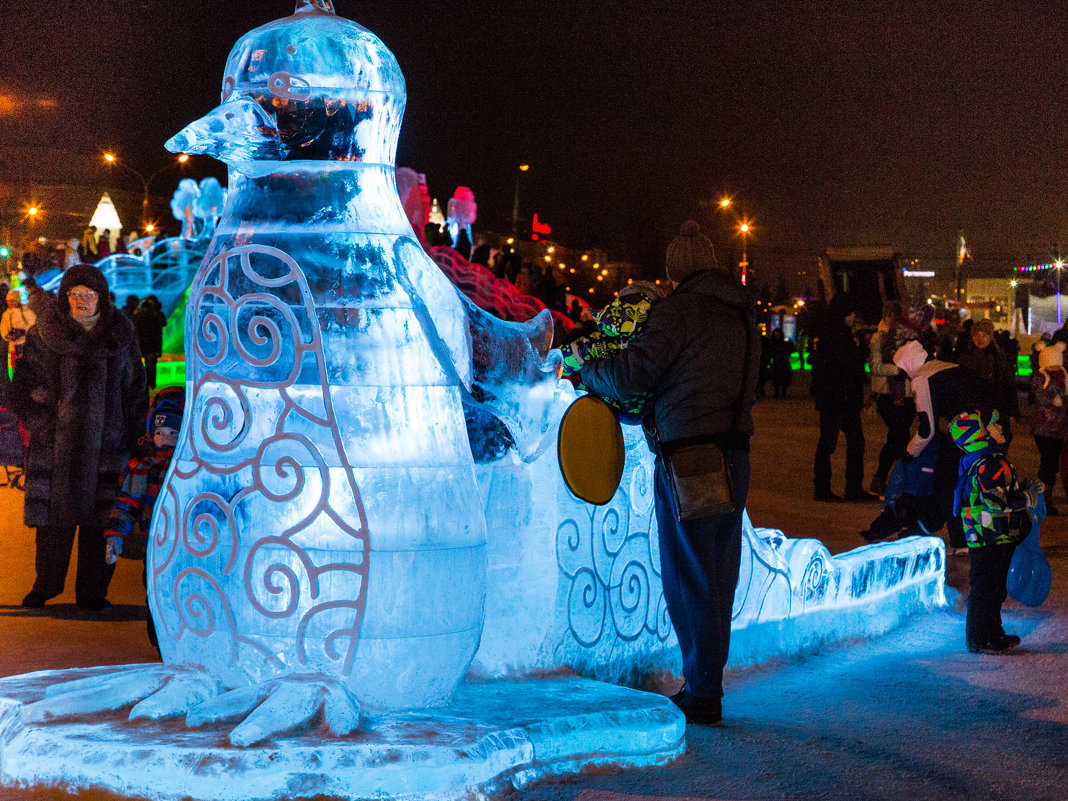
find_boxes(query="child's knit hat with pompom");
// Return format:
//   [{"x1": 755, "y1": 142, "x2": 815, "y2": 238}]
[{"x1": 1037, "y1": 340, "x2": 1067, "y2": 388}]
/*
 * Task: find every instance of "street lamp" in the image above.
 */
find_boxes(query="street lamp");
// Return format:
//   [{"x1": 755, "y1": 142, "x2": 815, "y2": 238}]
[
  {"x1": 511, "y1": 163, "x2": 529, "y2": 236},
  {"x1": 739, "y1": 221, "x2": 751, "y2": 285},
  {"x1": 1055, "y1": 258, "x2": 1064, "y2": 325},
  {"x1": 103, "y1": 152, "x2": 189, "y2": 225},
  {"x1": 701, "y1": 194, "x2": 737, "y2": 270}
]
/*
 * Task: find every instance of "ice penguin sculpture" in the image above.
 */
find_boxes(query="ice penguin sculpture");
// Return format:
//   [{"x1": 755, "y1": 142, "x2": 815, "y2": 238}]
[{"x1": 93, "y1": 0, "x2": 563, "y2": 740}]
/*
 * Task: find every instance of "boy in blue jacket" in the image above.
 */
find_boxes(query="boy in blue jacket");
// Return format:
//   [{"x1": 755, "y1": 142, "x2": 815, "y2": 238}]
[{"x1": 858, "y1": 437, "x2": 941, "y2": 542}]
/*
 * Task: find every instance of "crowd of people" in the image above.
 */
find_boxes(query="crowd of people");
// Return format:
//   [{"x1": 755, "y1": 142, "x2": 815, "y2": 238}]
[
  {"x1": 8, "y1": 227, "x2": 147, "y2": 287},
  {"x1": 799, "y1": 295, "x2": 1042, "y2": 657}
]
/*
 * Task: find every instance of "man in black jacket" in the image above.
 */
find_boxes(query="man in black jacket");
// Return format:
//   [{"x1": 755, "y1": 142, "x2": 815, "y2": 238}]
[
  {"x1": 580, "y1": 221, "x2": 759, "y2": 726},
  {"x1": 810, "y1": 293, "x2": 877, "y2": 502},
  {"x1": 132, "y1": 295, "x2": 167, "y2": 389}
]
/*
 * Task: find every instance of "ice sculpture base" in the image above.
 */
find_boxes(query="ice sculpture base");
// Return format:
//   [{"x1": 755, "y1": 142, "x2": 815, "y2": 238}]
[{"x1": 0, "y1": 667, "x2": 684, "y2": 801}]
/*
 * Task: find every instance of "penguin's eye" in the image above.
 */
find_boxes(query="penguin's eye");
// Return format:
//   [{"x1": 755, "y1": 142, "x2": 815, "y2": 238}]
[{"x1": 267, "y1": 71, "x2": 311, "y2": 101}]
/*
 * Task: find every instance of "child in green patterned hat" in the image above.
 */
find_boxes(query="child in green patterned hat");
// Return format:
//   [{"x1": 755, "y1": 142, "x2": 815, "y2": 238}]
[{"x1": 561, "y1": 281, "x2": 664, "y2": 423}]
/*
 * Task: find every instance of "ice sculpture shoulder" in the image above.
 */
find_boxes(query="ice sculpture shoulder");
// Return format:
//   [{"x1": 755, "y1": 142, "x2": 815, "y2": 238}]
[{"x1": 156, "y1": 0, "x2": 565, "y2": 713}]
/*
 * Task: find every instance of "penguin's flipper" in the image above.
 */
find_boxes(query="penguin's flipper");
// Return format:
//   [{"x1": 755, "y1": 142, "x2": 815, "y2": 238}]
[
  {"x1": 397, "y1": 236, "x2": 569, "y2": 460},
  {"x1": 458, "y1": 299, "x2": 570, "y2": 461}
]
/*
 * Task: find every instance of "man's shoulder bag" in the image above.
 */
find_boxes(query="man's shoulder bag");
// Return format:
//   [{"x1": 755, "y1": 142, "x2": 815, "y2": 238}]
[{"x1": 664, "y1": 440, "x2": 735, "y2": 521}]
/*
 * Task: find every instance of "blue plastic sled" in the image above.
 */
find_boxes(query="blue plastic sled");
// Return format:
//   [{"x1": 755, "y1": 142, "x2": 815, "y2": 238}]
[{"x1": 1007, "y1": 493, "x2": 1052, "y2": 607}]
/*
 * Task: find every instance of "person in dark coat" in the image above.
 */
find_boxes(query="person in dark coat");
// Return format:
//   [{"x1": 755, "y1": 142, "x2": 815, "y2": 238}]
[
  {"x1": 580, "y1": 220, "x2": 759, "y2": 726},
  {"x1": 953, "y1": 319, "x2": 1018, "y2": 447},
  {"x1": 768, "y1": 327, "x2": 795, "y2": 398},
  {"x1": 9, "y1": 264, "x2": 148, "y2": 611},
  {"x1": 97, "y1": 229, "x2": 112, "y2": 261},
  {"x1": 132, "y1": 295, "x2": 167, "y2": 389},
  {"x1": 756, "y1": 332, "x2": 771, "y2": 398},
  {"x1": 122, "y1": 294, "x2": 140, "y2": 319},
  {"x1": 810, "y1": 293, "x2": 876, "y2": 502}
]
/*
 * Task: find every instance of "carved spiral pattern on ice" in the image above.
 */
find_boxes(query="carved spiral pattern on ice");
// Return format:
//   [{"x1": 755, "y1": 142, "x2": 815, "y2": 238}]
[
  {"x1": 800, "y1": 551, "x2": 831, "y2": 609},
  {"x1": 151, "y1": 244, "x2": 370, "y2": 681},
  {"x1": 556, "y1": 477, "x2": 673, "y2": 648}
]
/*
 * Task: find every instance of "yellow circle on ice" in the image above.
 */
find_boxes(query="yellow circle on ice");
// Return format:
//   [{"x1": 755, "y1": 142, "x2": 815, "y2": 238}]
[{"x1": 557, "y1": 395, "x2": 626, "y2": 505}]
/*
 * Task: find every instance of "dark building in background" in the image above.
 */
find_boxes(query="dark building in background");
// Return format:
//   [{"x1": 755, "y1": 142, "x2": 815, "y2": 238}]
[{"x1": 818, "y1": 247, "x2": 903, "y2": 326}]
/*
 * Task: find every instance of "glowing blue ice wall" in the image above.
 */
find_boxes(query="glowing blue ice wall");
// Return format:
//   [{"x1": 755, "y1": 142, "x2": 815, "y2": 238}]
[
  {"x1": 473, "y1": 423, "x2": 946, "y2": 682},
  {"x1": 153, "y1": 2, "x2": 561, "y2": 710}
]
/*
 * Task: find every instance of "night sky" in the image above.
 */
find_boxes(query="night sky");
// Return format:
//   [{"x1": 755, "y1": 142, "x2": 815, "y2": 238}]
[{"x1": 4, "y1": 0, "x2": 1068, "y2": 287}]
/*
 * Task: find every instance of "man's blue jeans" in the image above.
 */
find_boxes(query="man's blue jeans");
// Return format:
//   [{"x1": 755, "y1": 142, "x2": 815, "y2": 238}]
[{"x1": 654, "y1": 448, "x2": 749, "y2": 699}]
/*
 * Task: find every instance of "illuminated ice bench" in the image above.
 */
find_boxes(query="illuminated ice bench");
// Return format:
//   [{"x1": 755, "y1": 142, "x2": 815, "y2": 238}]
[{"x1": 472, "y1": 422, "x2": 946, "y2": 683}]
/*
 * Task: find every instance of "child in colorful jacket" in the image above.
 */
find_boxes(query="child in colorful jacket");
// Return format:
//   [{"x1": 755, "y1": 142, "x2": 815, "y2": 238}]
[
  {"x1": 104, "y1": 387, "x2": 184, "y2": 647},
  {"x1": 950, "y1": 409, "x2": 1042, "y2": 654},
  {"x1": 560, "y1": 281, "x2": 663, "y2": 423}
]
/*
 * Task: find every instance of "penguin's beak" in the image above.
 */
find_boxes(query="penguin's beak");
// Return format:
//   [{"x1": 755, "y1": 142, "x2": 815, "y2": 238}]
[{"x1": 165, "y1": 95, "x2": 286, "y2": 169}]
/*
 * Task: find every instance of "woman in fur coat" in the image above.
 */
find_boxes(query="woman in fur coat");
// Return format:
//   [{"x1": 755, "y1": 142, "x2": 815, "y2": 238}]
[{"x1": 9, "y1": 264, "x2": 148, "y2": 611}]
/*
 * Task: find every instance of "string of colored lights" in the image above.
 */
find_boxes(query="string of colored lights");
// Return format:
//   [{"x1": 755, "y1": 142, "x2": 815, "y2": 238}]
[{"x1": 1014, "y1": 262, "x2": 1063, "y2": 273}]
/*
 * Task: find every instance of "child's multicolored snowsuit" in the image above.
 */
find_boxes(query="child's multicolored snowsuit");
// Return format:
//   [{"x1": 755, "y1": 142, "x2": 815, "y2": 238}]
[
  {"x1": 951, "y1": 411, "x2": 1033, "y2": 549},
  {"x1": 561, "y1": 285, "x2": 661, "y2": 423},
  {"x1": 105, "y1": 450, "x2": 173, "y2": 558},
  {"x1": 104, "y1": 387, "x2": 184, "y2": 648},
  {"x1": 950, "y1": 410, "x2": 1039, "y2": 652}
]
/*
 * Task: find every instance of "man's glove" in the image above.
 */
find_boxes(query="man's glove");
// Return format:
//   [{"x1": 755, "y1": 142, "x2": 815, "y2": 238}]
[{"x1": 105, "y1": 536, "x2": 123, "y2": 565}]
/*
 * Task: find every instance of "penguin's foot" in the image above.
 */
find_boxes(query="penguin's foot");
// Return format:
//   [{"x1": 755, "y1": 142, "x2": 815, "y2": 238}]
[
  {"x1": 187, "y1": 673, "x2": 361, "y2": 746},
  {"x1": 24, "y1": 664, "x2": 221, "y2": 724},
  {"x1": 22, "y1": 667, "x2": 360, "y2": 746}
]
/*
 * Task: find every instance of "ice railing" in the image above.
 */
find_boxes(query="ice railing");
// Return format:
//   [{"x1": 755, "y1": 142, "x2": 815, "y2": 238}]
[{"x1": 41, "y1": 236, "x2": 206, "y2": 318}]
